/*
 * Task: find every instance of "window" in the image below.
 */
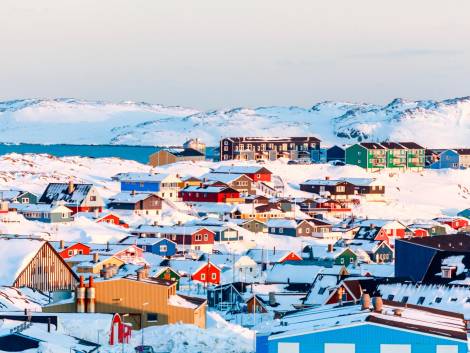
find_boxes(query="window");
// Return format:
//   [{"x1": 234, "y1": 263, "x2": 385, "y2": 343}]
[
  {"x1": 336, "y1": 186, "x2": 346, "y2": 192},
  {"x1": 142, "y1": 245, "x2": 147, "y2": 251},
  {"x1": 204, "y1": 234, "x2": 208, "y2": 241},
  {"x1": 160, "y1": 245, "x2": 167, "y2": 252},
  {"x1": 68, "y1": 250, "x2": 73, "y2": 256},
  {"x1": 340, "y1": 258, "x2": 345, "y2": 264},
  {"x1": 90, "y1": 196, "x2": 97, "y2": 201},
  {"x1": 417, "y1": 296, "x2": 425, "y2": 305},
  {"x1": 436, "y1": 346, "x2": 458, "y2": 353},
  {"x1": 211, "y1": 273, "x2": 217, "y2": 280},
  {"x1": 200, "y1": 273, "x2": 206, "y2": 280},
  {"x1": 318, "y1": 287, "x2": 326, "y2": 295},
  {"x1": 271, "y1": 228, "x2": 275, "y2": 233},
  {"x1": 224, "y1": 146, "x2": 228, "y2": 151},
  {"x1": 278, "y1": 342, "x2": 299, "y2": 353},
  {"x1": 435, "y1": 297, "x2": 442, "y2": 303},
  {"x1": 324, "y1": 343, "x2": 355, "y2": 353},
  {"x1": 195, "y1": 235, "x2": 202, "y2": 241},
  {"x1": 146, "y1": 313, "x2": 158, "y2": 322},
  {"x1": 380, "y1": 345, "x2": 410, "y2": 353},
  {"x1": 279, "y1": 228, "x2": 283, "y2": 233},
  {"x1": 21, "y1": 197, "x2": 30, "y2": 203},
  {"x1": 401, "y1": 296, "x2": 409, "y2": 304},
  {"x1": 62, "y1": 213, "x2": 69, "y2": 219},
  {"x1": 224, "y1": 140, "x2": 228, "y2": 146}
]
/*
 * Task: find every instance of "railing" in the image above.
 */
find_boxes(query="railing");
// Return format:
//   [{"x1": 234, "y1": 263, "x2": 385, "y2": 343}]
[{"x1": 10, "y1": 321, "x2": 32, "y2": 334}]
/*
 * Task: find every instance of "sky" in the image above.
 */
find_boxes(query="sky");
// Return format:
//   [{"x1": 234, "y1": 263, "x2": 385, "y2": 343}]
[{"x1": 1, "y1": 0, "x2": 470, "y2": 110}]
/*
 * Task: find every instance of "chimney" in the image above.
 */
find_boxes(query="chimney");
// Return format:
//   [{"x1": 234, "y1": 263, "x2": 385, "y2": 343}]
[
  {"x1": 137, "y1": 266, "x2": 148, "y2": 281},
  {"x1": 60, "y1": 239, "x2": 65, "y2": 250},
  {"x1": 328, "y1": 244, "x2": 334, "y2": 253},
  {"x1": 393, "y1": 308, "x2": 403, "y2": 317},
  {"x1": 93, "y1": 253, "x2": 99, "y2": 263},
  {"x1": 106, "y1": 241, "x2": 110, "y2": 251},
  {"x1": 94, "y1": 208, "x2": 99, "y2": 218},
  {"x1": 268, "y1": 292, "x2": 276, "y2": 306},
  {"x1": 325, "y1": 176, "x2": 330, "y2": 180},
  {"x1": 86, "y1": 276, "x2": 96, "y2": 313},
  {"x1": 67, "y1": 181, "x2": 75, "y2": 194},
  {"x1": 75, "y1": 276, "x2": 86, "y2": 313},
  {"x1": 131, "y1": 190, "x2": 136, "y2": 196},
  {"x1": 361, "y1": 293, "x2": 371, "y2": 310},
  {"x1": 372, "y1": 296, "x2": 383, "y2": 313}
]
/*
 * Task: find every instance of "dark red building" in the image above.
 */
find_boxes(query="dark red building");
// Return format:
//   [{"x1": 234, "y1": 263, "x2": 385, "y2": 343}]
[
  {"x1": 179, "y1": 185, "x2": 240, "y2": 203},
  {"x1": 210, "y1": 166, "x2": 273, "y2": 182}
]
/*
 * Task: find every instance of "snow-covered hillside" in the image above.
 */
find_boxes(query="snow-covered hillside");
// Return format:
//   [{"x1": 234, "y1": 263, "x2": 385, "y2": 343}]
[{"x1": 1, "y1": 97, "x2": 470, "y2": 147}]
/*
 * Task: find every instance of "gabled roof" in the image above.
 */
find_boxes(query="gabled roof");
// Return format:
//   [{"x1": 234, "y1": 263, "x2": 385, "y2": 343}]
[
  {"x1": 108, "y1": 191, "x2": 160, "y2": 204},
  {"x1": 454, "y1": 149, "x2": 470, "y2": 156},
  {"x1": 0, "y1": 190, "x2": 36, "y2": 202},
  {"x1": 398, "y1": 234, "x2": 470, "y2": 252},
  {"x1": 173, "y1": 148, "x2": 205, "y2": 157},
  {"x1": 359, "y1": 142, "x2": 385, "y2": 150},
  {"x1": 399, "y1": 142, "x2": 424, "y2": 149},
  {"x1": 380, "y1": 142, "x2": 405, "y2": 149},
  {"x1": 200, "y1": 172, "x2": 247, "y2": 184},
  {"x1": 39, "y1": 183, "x2": 93, "y2": 205}
]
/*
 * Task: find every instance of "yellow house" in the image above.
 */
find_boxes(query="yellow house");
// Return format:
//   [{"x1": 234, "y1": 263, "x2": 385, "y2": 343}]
[
  {"x1": 44, "y1": 271, "x2": 206, "y2": 329},
  {"x1": 67, "y1": 253, "x2": 125, "y2": 274}
]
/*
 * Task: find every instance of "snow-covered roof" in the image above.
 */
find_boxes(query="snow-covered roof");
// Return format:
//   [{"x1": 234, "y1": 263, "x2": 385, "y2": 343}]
[
  {"x1": 263, "y1": 301, "x2": 468, "y2": 342},
  {"x1": 245, "y1": 249, "x2": 297, "y2": 263},
  {"x1": 0, "y1": 238, "x2": 46, "y2": 285},
  {"x1": 108, "y1": 191, "x2": 156, "y2": 203},
  {"x1": 200, "y1": 173, "x2": 245, "y2": 184},
  {"x1": 266, "y1": 263, "x2": 323, "y2": 284},
  {"x1": 266, "y1": 219, "x2": 298, "y2": 228},
  {"x1": 39, "y1": 183, "x2": 93, "y2": 205},
  {"x1": 13, "y1": 203, "x2": 72, "y2": 213},
  {"x1": 117, "y1": 172, "x2": 180, "y2": 183},
  {"x1": 211, "y1": 166, "x2": 271, "y2": 175},
  {"x1": 0, "y1": 190, "x2": 33, "y2": 202},
  {"x1": 134, "y1": 225, "x2": 213, "y2": 236}
]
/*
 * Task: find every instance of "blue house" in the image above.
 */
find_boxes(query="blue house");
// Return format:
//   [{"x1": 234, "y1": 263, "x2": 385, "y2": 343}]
[
  {"x1": 326, "y1": 145, "x2": 346, "y2": 162},
  {"x1": 119, "y1": 236, "x2": 177, "y2": 257},
  {"x1": 256, "y1": 301, "x2": 468, "y2": 353},
  {"x1": 117, "y1": 173, "x2": 167, "y2": 192},
  {"x1": 430, "y1": 150, "x2": 460, "y2": 169}
]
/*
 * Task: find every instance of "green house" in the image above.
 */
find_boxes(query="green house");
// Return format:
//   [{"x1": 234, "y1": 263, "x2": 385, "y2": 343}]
[
  {"x1": 399, "y1": 142, "x2": 425, "y2": 170},
  {"x1": 333, "y1": 248, "x2": 358, "y2": 266},
  {"x1": 153, "y1": 266, "x2": 181, "y2": 289},
  {"x1": 381, "y1": 142, "x2": 407, "y2": 169},
  {"x1": 345, "y1": 143, "x2": 387, "y2": 170}
]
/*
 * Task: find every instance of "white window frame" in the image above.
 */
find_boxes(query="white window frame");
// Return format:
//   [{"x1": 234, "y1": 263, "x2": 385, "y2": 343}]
[
  {"x1": 325, "y1": 343, "x2": 355, "y2": 353},
  {"x1": 278, "y1": 342, "x2": 299, "y2": 353},
  {"x1": 380, "y1": 345, "x2": 410, "y2": 353}
]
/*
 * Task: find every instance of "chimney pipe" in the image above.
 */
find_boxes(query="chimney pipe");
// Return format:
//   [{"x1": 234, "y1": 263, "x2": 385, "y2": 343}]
[
  {"x1": 60, "y1": 239, "x2": 65, "y2": 250},
  {"x1": 325, "y1": 176, "x2": 330, "y2": 180},
  {"x1": 47, "y1": 318, "x2": 51, "y2": 333},
  {"x1": 268, "y1": 292, "x2": 276, "y2": 306},
  {"x1": 328, "y1": 244, "x2": 334, "y2": 253},
  {"x1": 86, "y1": 276, "x2": 96, "y2": 313},
  {"x1": 93, "y1": 253, "x2": 99, "y2": 263},
  {"x1": 372, "y1": 296, "x2": 383, "y2": 313},
  {"x1": 361, "y1": 293, "x2": 371, "y2": 310},
  {"x1": 76, "y1": 276, "x2": 86, "y2": 313},
  {"x1": 67, "y1": 181, "x2": 75, "y2": 194}
]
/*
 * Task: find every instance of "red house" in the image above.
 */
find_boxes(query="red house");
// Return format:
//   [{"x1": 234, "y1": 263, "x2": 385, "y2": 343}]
[
  {"x1": 179, "y1": 185, "x2": 240, "y2": 203},
  {"x1": 191, "y1": 261, "x2": 221, "y2": 285},
  {"x1": 75, "y1": 211, "x2": 129, "y2": 228},
  {"x1": 355, "y1": 220, "x2": 408, "y2": 244},
  {"x1": 433, "y1": 217, "x2": 469, "y2": 231},
  {"x1": 211, "y1": 166, "x2": 272, "y2": 182},
  {"x1": 410, "y1": 228, "x2": 429, "y2": 237},
  {"x1": 56, "y1": 242, "x2": 91, "y2": 259}
]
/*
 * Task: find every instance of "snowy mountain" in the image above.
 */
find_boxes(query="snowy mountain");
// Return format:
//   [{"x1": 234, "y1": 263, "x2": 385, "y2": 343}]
[{"x1": 1, "y1": 97, "x2": 470, "y2": 147}]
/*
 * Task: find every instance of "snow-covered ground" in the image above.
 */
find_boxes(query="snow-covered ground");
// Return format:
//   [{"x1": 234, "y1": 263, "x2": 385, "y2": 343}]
[
  {"x1": 1, "y1": 97, "x2": 470, "y2": 146},
  {"x1": 0, "y1": 153, "x2": 469, "y2": 247}
]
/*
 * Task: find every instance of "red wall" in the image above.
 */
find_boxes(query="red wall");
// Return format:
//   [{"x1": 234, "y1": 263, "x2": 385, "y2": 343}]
[
  {"x1": 192, "y1": 263, "x2": 220, "y2": 285},
  {"x1": 280, "y1": 252, "x2": 302, "y2": 263},
  {"x1": 413, "y1": 229, "x2": 429, "y2": 237},
  {"x1": 247, "y1": 173, "x2": 271, "y2": 182},
  {"x1": 181, "y1": 190, "x2": 240, "y2": 203},
  {"x1": 59, "y1": 243, "x2": 91, "y2": 259}
]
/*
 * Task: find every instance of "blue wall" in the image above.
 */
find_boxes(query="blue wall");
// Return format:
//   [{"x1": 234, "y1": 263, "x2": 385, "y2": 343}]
[
  {"x1": 269, "y1": 227, "x2": 297, "y2": 237},
  {"x1": 142, "y1": 238, "x2": 176, "y2": 257},
  {"x1": 121, "y1": 181, "x2": 160, "y2": 192},
  {"x1": 395, "y1": 240, "x2": 436, "y2": 282},
  {"x1": 261, "y1": 323, "x2": 467, "y2": 353},
  {"x1": 435, "y1": 150, "x2": 460, "y2": 169}
]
